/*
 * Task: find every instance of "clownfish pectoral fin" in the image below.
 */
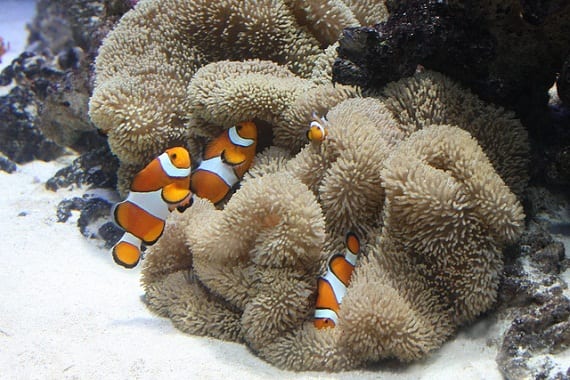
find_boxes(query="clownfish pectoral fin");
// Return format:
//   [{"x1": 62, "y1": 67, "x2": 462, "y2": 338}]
[
  {"x1": 220, "y1": 149, "x2": 247, "y2": 166},
  {"x1": 112, "y1": 233, "x2": 142, "y2": 269},
  {"x1": 161, "y1": 183, "x2": 191, "y2": 204},
  {"x1": 176, "y1": 194, "x2": 194, "y2": 213},
  {"x1": 345, "y1": 232, "x2": 360, "y2": 255}
]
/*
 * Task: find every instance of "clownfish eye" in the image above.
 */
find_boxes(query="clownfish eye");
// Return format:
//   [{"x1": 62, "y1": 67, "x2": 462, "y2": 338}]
[
  {"x1": 171, "y1": 153, "x2": 177, "y2": 160},
  {"x1": 236, "y1": 125, "x2": 242, "y2": 131}
]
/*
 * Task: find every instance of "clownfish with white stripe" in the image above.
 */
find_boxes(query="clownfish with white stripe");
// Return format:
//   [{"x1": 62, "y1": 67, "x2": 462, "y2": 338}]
[
  {"x1": 314, "y1": 232, "x2": 360, "y2": 329},
  {"x1": 191, "y1": 121, "x2": 257, "y2": 204},
  {"x1": 307, "y1": 112, "x2": 329, "y2": 143},
  {"x1": 111, "y1": 147, "x2": 192, "y2": 269}
]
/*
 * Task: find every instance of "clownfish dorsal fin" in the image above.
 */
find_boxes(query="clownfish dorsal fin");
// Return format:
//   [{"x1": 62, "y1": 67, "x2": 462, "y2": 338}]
[{"x1": 220, "y1": 149, "x2": 247, "y2": 166}]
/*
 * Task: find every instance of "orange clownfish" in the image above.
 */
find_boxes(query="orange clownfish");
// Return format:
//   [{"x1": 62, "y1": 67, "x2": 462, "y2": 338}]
[
  {"x1": 307, "y1": 112, "x2": 329, "y2": 143},
  {"x1": 112, "y1": 147, "x2": 192, "y2": 268},
  {"x1": 314, "y1": 232, "x2": 360, "y2": 329},
  {"x1": 191, "y1": 121, "x2": 257, "y2": 204}
]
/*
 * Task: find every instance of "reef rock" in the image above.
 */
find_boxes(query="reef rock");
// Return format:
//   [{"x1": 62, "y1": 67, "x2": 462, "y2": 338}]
[
  {"x1": 332, "y1": 0, "x2": 570, "y2": 189},
  {"x1": 0, "y1": 153, "x2": 17, "y2": 173},
  {"x1": 333, "y1": 0, "x2": 570, "y2": 111},
  {"x1": 26, "y1": 0, "x2": 131, "y2": 152},
  {"x1": 46, "y1": 145, "x2": 118, "y2": 191},
  {"x1": 0, "y1": 0, "x2": 130, "y2": 166},
  {"x1": 0, "y1": 53, "x2": 64, "y2": 163}
]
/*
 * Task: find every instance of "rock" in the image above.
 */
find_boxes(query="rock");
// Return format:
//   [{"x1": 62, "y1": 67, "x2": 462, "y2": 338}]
[
  {"x1": 333, "y1": 0, "x2": 570, "y2": 188},
  {"x1": 496, "y1": 184, "x2": 570, "y2": 379},
  {"x1": 333, "y1": 1, "x2": 494, "y2": 90},
  {"x1": 98, "y1": 222, "x2": 123, "y2": 249},
  {"x1": 56, "y1": 196, "x2": 85, "y2": 222},
  {"x1": 57, "y1": 194, "x2": 122, "y2": 249},
  {"x1": 0, "y1": 53, "x2": 65, "y2": 163},
  {"x1": 25, "y1": 0, "x2": 131, "y2": 153},
  {"x1": 0, "y1": 154, "x2": 17, "y2": 173},
  {"x1": 498, "y1": 294, "x2": 570, "y2": 380},
  {"x1": 558, "y1": 55, "x2": 570, "y2": 106},
  {"x1": 46, "y1": 145, "x2": 119, "y2": 191}
]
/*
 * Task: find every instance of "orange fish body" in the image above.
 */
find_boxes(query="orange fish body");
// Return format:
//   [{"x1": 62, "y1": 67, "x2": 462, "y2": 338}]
[
  {"x1": 314, "y1": 232, "x2": 360, "y2": 329},
  {"x1": 191, "y1": 121, "x2": 257, "y2": 204},
  {"x1": 112, "y1": 147, "x2": 192, "y2": 268}
]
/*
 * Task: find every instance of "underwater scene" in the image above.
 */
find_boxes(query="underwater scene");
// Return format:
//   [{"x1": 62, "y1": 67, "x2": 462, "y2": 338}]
[{"x1": 1, "y1": 0, "x2": 569, "y2": 378}]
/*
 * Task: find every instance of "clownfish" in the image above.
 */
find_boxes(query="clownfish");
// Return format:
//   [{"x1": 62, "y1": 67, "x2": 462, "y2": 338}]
[
  {"x1": 307, "y1": 112, "x2": 329, "y2": 143},
  {"x1": 191, "y1": 121, "x2": 257, "y2": 204},
  {"x1": 112, "y1": 147, "x2": 192, "y2": 268},
  {"x1": 314, "y1": 232, "x2": 360, "y2": 329}
]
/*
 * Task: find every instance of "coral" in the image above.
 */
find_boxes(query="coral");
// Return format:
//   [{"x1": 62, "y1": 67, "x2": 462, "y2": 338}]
[
  {"x1": 187, "y1": 60, "x2": 358, "y2": 159},
  {"x1": 88, "y1": 0, "x2": 388, "y2": 166},
  {"x1": 380, "y1": 125, "x2": 524, "y2": 324},
  {"x1": 88, "y1": 0, "x2": 531, "y2": 372},
  {"x1": 286, "y1": 97, "x2": 405, "y2": 236},
  {"x1": 141, "y1": 89, "x2": 526, "y2": 370},
  {"x1": 380, "y1": 70, "x2": 530, "y2": 198}
]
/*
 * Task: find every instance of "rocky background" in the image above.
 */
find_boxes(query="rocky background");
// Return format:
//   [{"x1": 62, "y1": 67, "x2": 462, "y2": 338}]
[{"x1": 0, "y1": 0, "x2": 568, "y2": 378}]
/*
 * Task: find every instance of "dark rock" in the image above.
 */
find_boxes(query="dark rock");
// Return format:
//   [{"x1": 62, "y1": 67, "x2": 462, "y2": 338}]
[
  {"x1": 497, "y1": 197, "x2": 570, "y2": 379},
  {"x1": 558, "y1": 56, "x2": 570, "y2": 105},
  {"x1": 0, "y1": 154, "x2": 17, "y2": 173},
  {"x1": 533, "y1": 241, "x2": 566, "y2": 274},
  {"x1": 333, "y1": 1, "x2": 495, "y2": 90},
  {"x1": 46, "y1": 145, "x2": 119, "y2": 191},
  {"x1": 77, "y1": 197, "x2": 114, "y2": 237},
  {"x1": 0, "y1": 0, "x2": 131, "y2": 165},
  {"x1": 98, "y1": 221, "x2": 123, "y2": 249},
  {"x1": 0, "y1": 53, "x2": 64, "y2": 163},
  {"x1": 498, "y1": 295, "x2": 570, "y2": 380},
  {"x1": 334, "y1": 1, "x2": 570, "y2": 110},
  {"x1": 56, "y1": 197, "x2": 85, "y2": 222},
  {"x1": 24, "y1": 0, "x2": 130, "y2": 153},
  {"x1": 57, "y1": 193, "x2": 121, "y2": 249},
  {"x1": 333, "y1": 0, "x2": 570, "y2": 188}
]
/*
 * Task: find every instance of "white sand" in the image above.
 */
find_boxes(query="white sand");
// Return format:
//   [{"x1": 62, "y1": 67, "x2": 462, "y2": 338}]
[{"x1": 0, "y1": 157, "x2": 505, "y2": 380}]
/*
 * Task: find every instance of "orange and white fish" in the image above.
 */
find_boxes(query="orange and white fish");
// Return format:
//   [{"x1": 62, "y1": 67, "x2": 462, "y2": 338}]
[
  {"x1": 307, "y1": 112, "x2": 329, "y2": 143},
  {"x1": 191, "y1": 121, "x2": 257, "y2": 204},
  {"x1": 112, "y1": 147, "x2": 192, "y2": 268},
  {"x1": 314, "y1": 232, "x2": 360, "y2": 329}
]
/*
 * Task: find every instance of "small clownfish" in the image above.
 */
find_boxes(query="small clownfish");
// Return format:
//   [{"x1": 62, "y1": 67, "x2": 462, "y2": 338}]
[
  {"x1": 112, "y1": 147, "x2": 192, "y2": 269},
  {"x1": 314, "y1": 232, "x2": 361, "y2": 329},
  {"x1": 191, "y1": 121, "x2": 257, "y2": 204},
  {"x1": 307, "y1": 112, "x2": 329, "y2": 143}
]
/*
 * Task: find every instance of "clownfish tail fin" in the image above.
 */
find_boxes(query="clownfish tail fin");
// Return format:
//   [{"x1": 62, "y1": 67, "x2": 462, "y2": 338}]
[{"x1": 112, "y1": 233, "x2": 142, "y2": 269}]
